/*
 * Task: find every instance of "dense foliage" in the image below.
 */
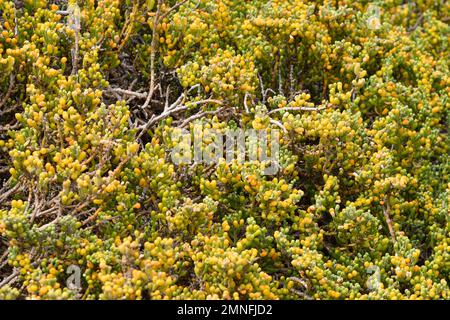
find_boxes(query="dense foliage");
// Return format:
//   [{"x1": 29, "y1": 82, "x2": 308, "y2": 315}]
[{"x1": 0, "y1": 0, "x2": 448, "y2": 300}]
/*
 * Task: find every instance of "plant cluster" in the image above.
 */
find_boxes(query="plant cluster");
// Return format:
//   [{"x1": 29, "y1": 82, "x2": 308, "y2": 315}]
[{"x1": 0, "y1": 0, "x2": 448, "y2": 300}]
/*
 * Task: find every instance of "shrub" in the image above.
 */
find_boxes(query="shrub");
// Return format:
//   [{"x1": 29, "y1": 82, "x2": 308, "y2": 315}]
[{"x1": 0, "y1": 0, "x2": 448, "y2": 300}]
